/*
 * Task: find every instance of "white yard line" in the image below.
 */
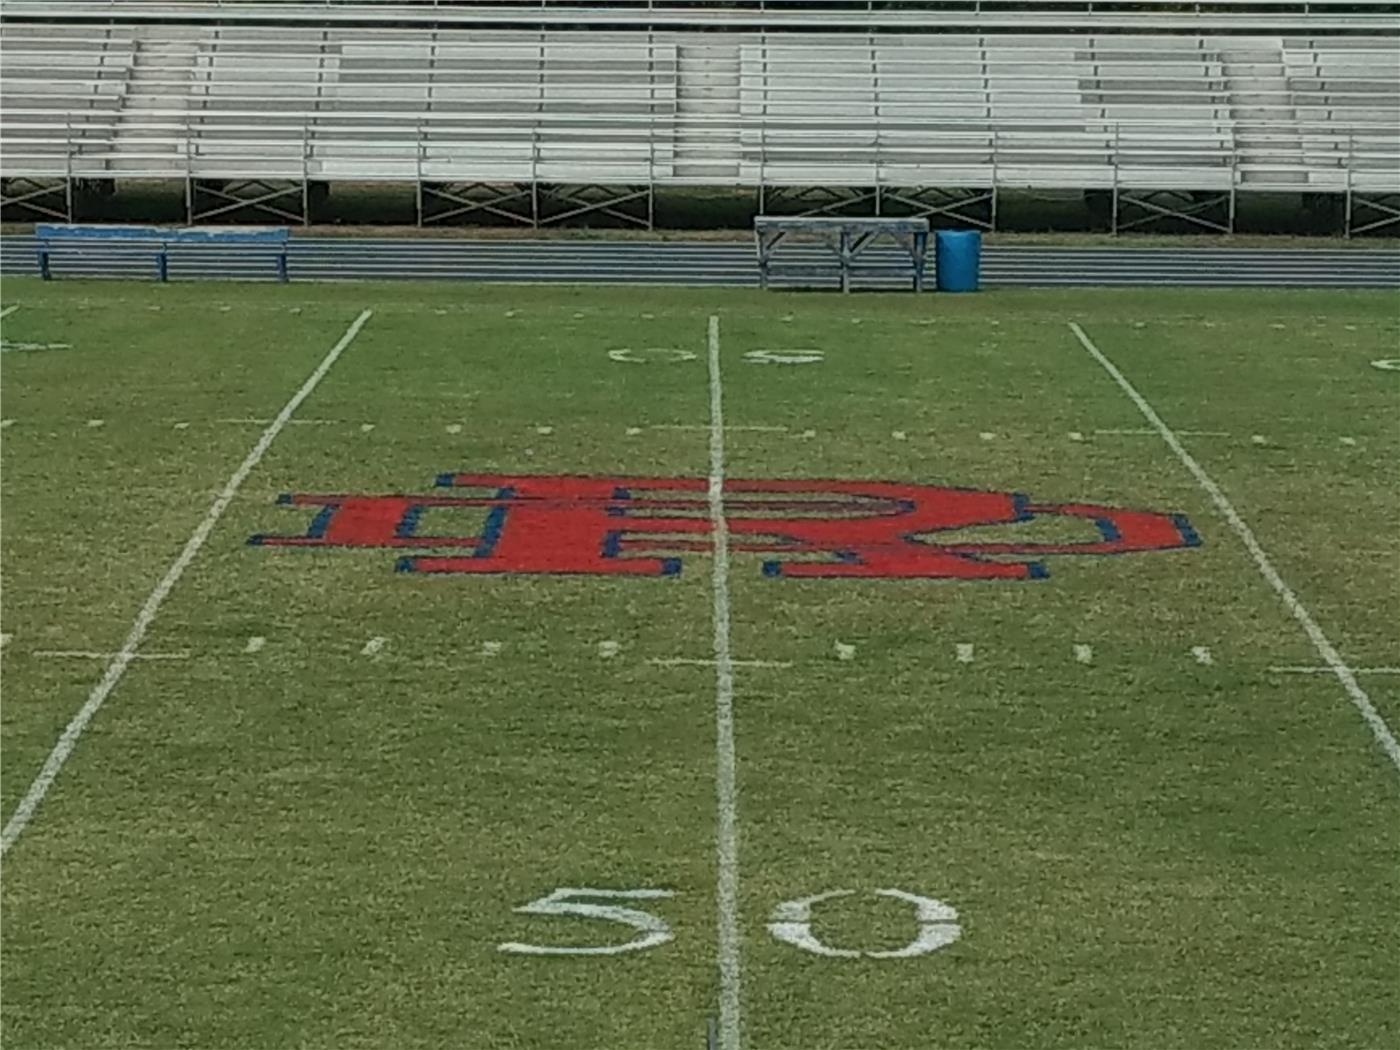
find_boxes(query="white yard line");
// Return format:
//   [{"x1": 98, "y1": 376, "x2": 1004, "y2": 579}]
[
  {"x1": 32, "y1": 649, "x2": 189, "y2": 661},
  {"x1": 0, "y1": 308, "x2": 374, "y2": 857},
  {"x1": 649, "y1": 657, "x2": 792, "y2": 669},
  {"x1": 0, "y1": 305, "x2": 18, "y2": 321},
  {"x1": 1269, "y1": 666, "x2": 1400, "y2": 676},
  {"x1": 708, "y1": 314, "x2": 743, "y2": 1050},
  {"x1": 1070, "y1": 321, "x2": 1400, "y2": 776},
  {"x1": 1094, "y1": 427, "x2": 1231, "y2": 437},
  {"x1": 652, "y1": 423, "x2": 787, "y2": 433}
]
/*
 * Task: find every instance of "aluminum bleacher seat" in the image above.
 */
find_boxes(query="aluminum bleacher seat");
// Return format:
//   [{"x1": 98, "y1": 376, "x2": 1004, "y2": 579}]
[{"x1": 1, "y1": 3, "x2": 1396, "y2": 229}]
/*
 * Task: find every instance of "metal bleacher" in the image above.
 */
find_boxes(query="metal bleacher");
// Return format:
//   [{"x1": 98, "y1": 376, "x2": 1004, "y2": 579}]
[{"x1": 1, "y1": 0, "x2": 1397, "y2": 233}]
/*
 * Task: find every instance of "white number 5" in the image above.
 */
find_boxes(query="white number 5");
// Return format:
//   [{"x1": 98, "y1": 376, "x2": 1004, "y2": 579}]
[{"x1": 498, "y1": 887, "x2": 676, "y2": 956}]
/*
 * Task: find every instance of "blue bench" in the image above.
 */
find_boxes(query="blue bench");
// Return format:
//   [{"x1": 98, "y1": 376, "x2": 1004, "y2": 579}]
[{"x1": 36, "y1": 224, "x2": 291, "y2": 283}]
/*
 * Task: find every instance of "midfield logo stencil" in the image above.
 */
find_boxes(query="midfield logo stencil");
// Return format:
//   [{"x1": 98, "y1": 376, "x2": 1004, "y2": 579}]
[{"x1": 249, "y1": 472, "x2": 1200, "y2": 580}]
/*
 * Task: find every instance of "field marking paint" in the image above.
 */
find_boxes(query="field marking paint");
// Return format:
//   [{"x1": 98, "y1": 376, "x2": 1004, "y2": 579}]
[
  {"x1": 800, "y1": 429, "x2": 817, "y2": 439},
  {"x1": 956, "y1": 643, "x2": 975, "y2": 664},
  {"x1": 652, "y1": 424, "x2": 787, "y2": 433},
  {"x1": 625, "y1": 426, "x2": 643, "y2": 436},
  {"x1": 0, "y1": 308, "x2": 373, "y2": 857},
  {"x1": 1, "y1": 633, "x2": 12, "y2": 650},
  {"x1": 707, "y1": 314, "x2": 743, "y2": 1050},
  {"x1": 649, "y1": 657, "x2": 792, "y2": 669},
  {"x1": 598, "y1": 640, "x2": 620, "y2": 659},
  {"x1": 743, "y1": 349, "x2": 824, "y2": 365},
  {"x1": 1369, "y1": 358, "x2": 1399, "y2": 371},
  {"x1": 445, "y1": 423, "x2": 463, "y2": 435},
  {"x1": 499, "y1": 888, "x2": 676, "y2": 956},
  {"x1": 1094, "y1": 427, "x2": 1231, "y2": 437},
  {"x1": 892, "y1": 430, "x2": 907, "y2": 441},
  {"x1": 535, "y1": 425, "x2": 554, "y2": 436},
  {"x1": 609, "y1": 347, "x2": 697, "y2": 364},
  {"x1": 244, "y1": 636, "x2": 267, "y2": 654},
  {"x1": 2, "y1": 340, "x2": 73, "y2": 353},
  {"x1": 768, "y1": 889, "x2": 962, "y2": 959},
  {"x1": 481, "y1": 641, "x2": 502, "y2": 658},
  {"x1": 1192, "y1": 646, "x2": 1214, "y2": 666},
  {"x1": 1069, "y1": 431, "x2": 1085, "y2": 441},
  {"x1": 1071, "y1": 321, "x2": 1400, "y2": 776},
  {"x1": 360, "y1": 636, "x2": 386, "y2": 658},
  {"x1": 1, "y1": 419, "x2": 14, "y2": 428},
  {"x1": 173, "y1": 422, "x2": 190, "y2": 430},
  {"x1": 1340, "y1": 437, "x2": 1357, "y2": 446},
  {"x1": 1251, "y1": 434, "x2": 1267, "y2": 446},
  {"x1": 360, "y1": 423, "x2": 375, "y2": 433},
  {"x1": 86, "y1": 419, "x2": 104, "y2": 428},
  {"x1": 0, "y1": 305, "x2": 19, "y2": 321},
  {"x1": 1074, "y1": 644, "x2": 1094, "y2": 665},
  {"x1": 835, "y1": 642, "x2": 857, "y2": 662},
  {"x1": 979, "y1": 431, "x2": 995, "y2": 441},
  {"x1": 32, "y1": 649, "x2": 190, "y2": 661},
  {"x1": 1269, "y1": 666, "x2": 1400, "y2": 676},
  {"x1": 217, "y1": 417, "x2": 338, "y2": 426}
]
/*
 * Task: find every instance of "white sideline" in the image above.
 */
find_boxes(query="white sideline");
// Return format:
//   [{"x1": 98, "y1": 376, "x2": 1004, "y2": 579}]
[
  {"x1": 1070, "y1": 321, "x2": 1400, "y2": 776},
  {"x1": 708, "y1": 314, "x2": 742, "y2": 1050},
  {"x1": 0, "y1": 308, "x2": 374, "y2": 858}
]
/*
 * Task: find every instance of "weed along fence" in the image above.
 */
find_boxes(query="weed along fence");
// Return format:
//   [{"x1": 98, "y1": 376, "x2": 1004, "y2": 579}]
[{"x1": 35, "y1": 224, "x2": 290, "y2": 282}]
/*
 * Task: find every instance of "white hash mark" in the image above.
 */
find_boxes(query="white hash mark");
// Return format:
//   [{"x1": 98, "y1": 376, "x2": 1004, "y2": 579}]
[
  {"x1": 1074, "y1": 644, "x2": 1093, "y2": 665},
  {"x1": 245, "y1": 636, "x2": 266, "y2": 654},
  {"x1": 956, "y1": 643, "x2": 974, "y2": 663},
  {"x1": 361, "y1": 636, "x2": 386, "y2": 658},
  {"x1": 1191, "y1": 646, "x2": 1213, "y2": 665}
]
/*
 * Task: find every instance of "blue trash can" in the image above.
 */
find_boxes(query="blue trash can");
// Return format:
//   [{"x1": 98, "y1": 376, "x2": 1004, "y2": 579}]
[{"x1": 934, "y1": 229, "x2": 982, "y2": 292}]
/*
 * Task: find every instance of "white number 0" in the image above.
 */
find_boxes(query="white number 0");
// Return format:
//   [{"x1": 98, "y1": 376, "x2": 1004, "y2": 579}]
[
  {"x1": 768, "y1": 888, "x2": 962, "y2": 958},
  {"x1": 497, "y1": 887, "x2": 676, "y2": 956}
]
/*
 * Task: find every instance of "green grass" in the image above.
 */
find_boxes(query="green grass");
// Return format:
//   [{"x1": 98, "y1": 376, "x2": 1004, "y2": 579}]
[{"x1": 1, "y1": 279, "x2": 1397, "y2": 1050}]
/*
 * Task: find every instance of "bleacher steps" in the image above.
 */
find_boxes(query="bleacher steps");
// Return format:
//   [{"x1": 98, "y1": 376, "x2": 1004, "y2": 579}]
[
  {"x1": 111, "y1": 29, "x2": 202, "y2": 172},
  {"x1": 675, "y1": 41, "x2": 740, "y2": 179},
  {"x1": 1221, "y1": 44, "x2": 1307, "y2": 184}
]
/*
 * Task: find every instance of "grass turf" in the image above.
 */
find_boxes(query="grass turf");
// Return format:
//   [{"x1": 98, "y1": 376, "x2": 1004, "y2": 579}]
[{"x1": 1, "y1": 278, "x2": 1397, "y2": 1050}]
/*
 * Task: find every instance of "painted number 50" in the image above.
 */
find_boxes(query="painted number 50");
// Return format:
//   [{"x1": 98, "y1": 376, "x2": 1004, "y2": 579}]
[{"x1": 498, "y1": 886, "x2": 960, "y2": 959}]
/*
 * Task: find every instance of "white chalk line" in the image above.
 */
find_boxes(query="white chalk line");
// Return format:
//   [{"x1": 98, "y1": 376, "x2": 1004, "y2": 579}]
[
  {"x1": 217, "y1": 417, "x2": 338, "y2": 426},
  {"x1": 652, "y1": 424, "x2": 787, "y2": 433},
  {"x1": 0, "y1": 305, "x2": 18, "y2": 321},
  {"x1": 32, "y1": 649, "x2": 189, "y2": 661},
  {"x1": 1270, "y1": 666, "x2": 1400, "y2": 676},
  {"x1": 708, "y1": 314, "x2": 742, "y2": 1050},
  {"x1": 0, "y1": 308, "x2": 374, "y2": 858},
  {"x1": 1094, "y1": 428, "x2": 1231, "y2": 437},
  {"x1": 1070, "y1": 321, "x2": 1400, "y2": 776},
  {"x1": 649, "y1": 657, "x2": 791, "y2": 669}
]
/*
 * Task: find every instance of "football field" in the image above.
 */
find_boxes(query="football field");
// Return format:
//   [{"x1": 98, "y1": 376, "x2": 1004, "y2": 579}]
[{"x1": 1, "y1": 278, "x2": 1397, "y2": 1050}]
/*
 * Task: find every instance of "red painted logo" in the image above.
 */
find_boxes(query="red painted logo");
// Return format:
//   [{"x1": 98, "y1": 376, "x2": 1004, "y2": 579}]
[{"x1": 249, "y1": 472, "x2": 1199, "y2": 580}]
